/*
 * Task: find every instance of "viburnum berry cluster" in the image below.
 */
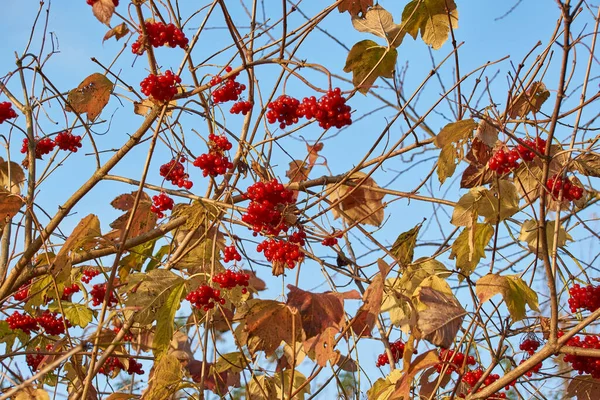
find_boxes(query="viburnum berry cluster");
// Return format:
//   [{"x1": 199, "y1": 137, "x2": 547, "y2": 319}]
[
  {"x1": 6, "y1": 311, "x2": 39, "y2": 335},
  {"x1": 0, "y1": 101, "x2": 17, "y2": 124},
  {"x1": 13, "y1": 281, "x2": 31, "y2": 301},
  {"x1": 90, "y1": 283, "x2": 119, "y2": 307},
  {"x1": 256, "y1": 235, "x2": 305, "y2": 270},
  {"x1": 86, "y1": 0, "x2": 119, "y2": 6},
  {"x1": 321, "y1": 231, "x2": 343, "y2": 247},
  {"x1": 519, "y1": 337, "x2": 541, "y2": 355},
  {"x1": 488, "y1": 137, "x2": 548, "y2": 174},
  {"x1": 192, "y1": 133, "x2": 234, "y2": 177},
  {"x1": 54, "y1": 131, "x2": 83, "y2": 152},
  {"x1": 26, "y1": 344, "x2": 53, "y2": 371},
  {"x1": 140, "y1": 70, "x2": 181, "y2": 102},
  {"x1": 561, "y1": 333, "x2": 600, "y2": 378},
  {"x1": 81, "y1": 267, "x2": 101, "y2": 284},
  {"x1": 99, "y1": 356, "x2": 144, "y2": 376},
  {"x1": 546, "y1": 175, "x2": 584, "y2": 202},
  {"x1": 210, "y1": 66, "x2": 246, "y2": 104},
  {"x1": 375, "y1": 340, "x2": 405, "y2": 367},
  {"x1": 185, "y1": 285, "x2": 225, "y2": 311},
  {"x1": 458, "y1": 369, "x2": 506, "y2": 399},
  {"x1": 159, "y1": 158, "x2": 193, "y2": 189},
  {"x1": 568, "y1": 283, "x2": 600, "y2": 313},
  {"x1": 242, "y1": 179, "x2": 296, "y2": 236},
  {"x1": 517, "y1": 137, "x2": 546, "y2": 161},
  {"x1": 265, "y1": 88, "x2": 353, "y2": 130},
  {"x1": 131, "y1": 21, "x2": 188, "y2": 55},
  {"x1": 37, "y1": 310, "x2": 70, "y2": 336},
  {"x1": 435, "y1": 348, "x2": 476, "y2": 374},
  {"x1": 222, "y1": 245, "x2": 242, "y2": 263},
  {"x1": 212, "y1": 270, "x2": 250, "y2": 294},
  {"x1": 21, "y1": 137, "x2": 56, "y2": 159},
  {"x1": 151, "y1": 192, "x2": 174, "y2": 218},
  {"x1": 230, "y1": 100, "x2": 253, "y2": 115},
  {"x1": 61, "y1": 283, "x2": 81, "y2": 300}
]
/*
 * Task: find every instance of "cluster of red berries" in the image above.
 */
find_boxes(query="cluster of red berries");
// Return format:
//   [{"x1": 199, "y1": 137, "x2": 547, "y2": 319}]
[
  {"x1": 222, "y1": 245, "x2": 242, "y2": 263},
  {"x1": 519, "y1": 337, "x2": 541, "y2": 355},
  {"x1": 192, "y1": 134, "x2": 233, "y2": 177},
  {"x1": 257, "y1": 237, "x2": 304, "y2": 270},
  {"x1": 435, "y1": 349, "x2": 476, "y2": 374},
  {"x1": 0, "y1": 102, "x2": 17, "y2": 124},
  {"x1": 212, "y1": 270, "x2": 250, "y2": 293},
  {"x1": 562, "y1": 333, "x2": 600, "y2": 378},
  {"x1": 517, "y1": 137, "x2": 546, "y2": 161},
  {"x1": 546, "y1": 175, "x2": 584, "y2": 202},
  {"x1": 185, "y1": 285, "x2": 225, "y2": 311},
  {"x1": 321, "y1": 231, "x2": 343, "y2": 247},
  {"x1": 86, "y1": 0, "x2": 119, "y2": 6},
  {"x1": 37, "y1": 310, "x2": 70, "y2": 335},
  {"x1": 62, "y1": 283, "x2": 81, "y2": 300},
  {"x1": 230, "y1": 100, "x2": 253, "y2": 115},
  {"x1": 13, "y1": 281, "x2": 31, "y2": 301},
  {"x1": 81, "y1": 267, "x2": 101, "y2": 284},
  {"x1": 140, "y1": 70, "x2": 181, "y2": 103},
  {"x1": 113, "y1": 326, "x2": 134, "y2": 342},
  {"x1": 99, "y1": 356, "x2": 144, "y2": 376},
  {"x1": 6, "y1": 311, "x2": 39, "y2": 334},
  {"x1": 159, "y1": 158, "x2": 193, "y2": 189},
  {"x1": 131, "y1": 21, "x2": 188, "y2": 55},
  {"x1": 21, "y1": 137, "x2": 56, "y2": 159},
  {"x1": 375, "y1": 340, "x2": 405, "y2": 367},
  {"x1": 54, "y1": 131, "x2": 83, "y2": 152},
  {"x1": 242, "y1": 179, "x2": 296, "y2": 236},
  {"x1": 210, "y1": 66, "x2": 246, "y2": 104},
  {"x1": 265, "y1": 89, "x2": 353, "y2": 130},
  {"x1": 26, "y1": 344, "x2": 53, "y2": 371},
  {"x1": 568, "y1": 283, "x2": 600, "y2": 313},
  {"x1": 518, "y1": 358, "x2": 543, "y2": 378},
  {"x1": 90, "y1": 283, "x2": 118, "y2": 307},
  {"x1": 458, "y1": 369, "x2": 507, "y2": 399},
  {"x1": 151, "y1": 192, "x2": 174, "y2": 218}
]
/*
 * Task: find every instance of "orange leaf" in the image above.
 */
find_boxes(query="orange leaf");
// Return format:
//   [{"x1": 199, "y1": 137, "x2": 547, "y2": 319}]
[
  {"x1": 351, "y1": 273, "x2": 384, "y2": 337},
  {"x1": 103, "y1": 22, "x2": 130, "y2": 42},
  {"x1": 66, "y1": 73, "x2": 113, "y2": 121},
  {"x1": 391, "y1": 350, "x2": 440, "y2": 399},
  {"x1": 303, "y1": 326, "x2": 340, "y2": 367},
  {"x1": 338, "y1": 0, "x2": 373, "y2": 17},
  {"x1": 104, "y1": 191, "x2": 157, "y2": 242}
]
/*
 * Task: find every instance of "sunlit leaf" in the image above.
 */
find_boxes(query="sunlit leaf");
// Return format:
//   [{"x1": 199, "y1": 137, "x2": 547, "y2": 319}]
[
  {"x1": 367, "y1": 369, "x2": 403, "y2": 400},
  {"x1": 344, "y1": 40, "x2": 397, "y2": 94},
  {"x1": 338, "y1": 0, "x2": 373, "y2": 17},
  {"x1": 391, "y1": 350, "x2": 440, "y2": 399},
  {"x1": 351, "y1": 5, "x2": 404, "y2": 47},
  {"x1": 437, "y1": 144, "x2": 458, "y2": 185},
  {"x1": 519, "y1": 219, "x2": 572, "y2": 258},
  {"x1": 141, "y1": 354, "x2": 182, "y2": 400},
  {"x1": 416, "y1": 287, "x2": 466, "y2": 348},
  {"x1": 572, "y1": 153, "x2": 600, "y2": 178},
  {"x1": 434, "y1": 119, "x2": 477, "y2": 149},
  {"x1": 352, "y1": 272, "x2": 384, "y2": 337},
  {"x1": 103, "y1": 22, "x2": 130, "y2": 42},
  {"x1": 476, "y1": 274, "x2": 539, "y2": 322},
  {"x1": 0, "y1": 157, "x2": 25, "y2": 194},
  {"x1": 49, "y1": 301, "x2": 93, "y2": 328},
  {"x1": 390, "y1": 223, "x2": 422, "y2": 266},
  {"x1": 449, "y1": 223, "x2": 493, "y2": 279},
  {"x1": 328, "y1": 172, "x2": 385, "y2": 227},
  {"x1": 402, "y1": 0, "x2": 458, "y2": 49},
  {"x1": 450, "y1": 187, "x2": 486, "y2": 227},
  {"x1": 66, "y1": 73, "x2": 113, "y2": 121},
  {"x1": 153, "y1": 281, "x2": 185, "y2": 358},
  {"x1": 508, "y1": 81, "x2": 550, "y2": 118},
  {"x1": 477, "y1": 180, "x2": 520, "y2": 224}
]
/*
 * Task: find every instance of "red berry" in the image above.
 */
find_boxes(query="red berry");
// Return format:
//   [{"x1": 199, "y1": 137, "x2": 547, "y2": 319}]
[
  {"x1": 375, "y1": 340, "x2": 405, "y2": 367},
  {"x1": 0, "y1": 102, "x2": 17, "y2": 124},
  {"x1": 21, "y1": 137, "x2": 56, "y2": 159},
  {"x1": 81, "y1": 267, "x2": 101, "y2": 284},
  {"x1": 211, "y1": 68, "x2": 246, "y2": 104},
  {"x1": 159, "y1": 158, "x2": 193, "y2": 189},
  {"x1": 132, "y1": 21, "x2": 188, "y2": 55},
  {"x1": 297, "y1": 88, "x2": 352, "y2": 129},
  {"x1": 140, "y1": 70, "x2": 182, "y2": 103},
  {"x1": 242, "y1": 179, "x2": 295, "y2": 236},
  {"x1": 230, "y1": 100, "x2": 253, "y2": 115},
  {"x1": 151, "y1": 192, "x2": 174, "y2": 218},
  {"x1": 185, "y1": 284, "x2": 224, "y2": 310},
  {"x1": 36, "y1": 310, "x2": 70, "y2": 336},
  {"x1": 222, "y1": 245, "x2": 242, "y2": 263},
  {"x1": 90, "y1": 282, "x2": 118, "y2": 307},
  {"x1": 6, "y1": 311, "x2": 39, "y2": 335},
  {"x1": 212, "y1": 269, "x2": 250, "y2": 289},
  {"x1": 546, "y1": 175, "x2": 584, "y2": 202},
  {"x1": 54, "y1": 131, "x2": 82, "y2": 152}
]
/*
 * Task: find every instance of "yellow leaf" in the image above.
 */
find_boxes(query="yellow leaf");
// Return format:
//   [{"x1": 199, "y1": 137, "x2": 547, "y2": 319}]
[
  {"x1": 477, "y1": 180, "x2": 520, "y2": 224},
  {"x1": 519, "y1": 219, "x2": 572, "y2": 258},
  {"x1": 437, "y1": 144, "x2": 458, "y2": 184},
  {"x1": 476, "y1": 274, "x2": 539, "y2": 322},
  {"x1": 351, "y1": 5, "x2": 405, "y2": 47},
  {"x1": 402, "y1": 0, "x2": 459, "y2": 49},
  {"x1": 449, "y1": 223, "x2": 494, "y2": 279},
  {"x1": 434, "y1": 119, "x2": 477, "y2": 148},
  {"x1": 344, "y1": 40, "x2": 398, "y2": 94}
]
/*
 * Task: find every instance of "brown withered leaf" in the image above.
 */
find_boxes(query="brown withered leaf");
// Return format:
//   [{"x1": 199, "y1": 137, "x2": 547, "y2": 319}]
[
  {"x1": 104, "y1": 191, "x2": 157, "y2": 243},
  {"x1": 187, "y1": 360, "x2": 241, "y2": 395},
  {"x1": 391, "y1": 350, "x2": 440, "y2": 399},
  {"x1": 0, "y1": 190, "x2": 24, "y2": 230},
  {"x1": 307, "y1": 142, "x2": 324, "y2": 167},
  {"x1": 335, "y1": 353, "x2": 359, "y2": 372},
  {"x1": 352, "y1": 273, "x2": 384, "y2": 337},
  {"x1": 416, "y1": 287, "x2": 466, "y2": 348},
  {"x1": 303, "y1": 326, "x2": 340, "y2": 367},
  {"x1": 508, "y1": 81, "x2": 550, "y2": 118},
  {"x1": 572, "y1": 153, "x2": 600, "y2": 178},
  {"x1": 566, "y1": 375, "x2": 600, "y2": 400},
  {"x1": 286, "y1": 160, "x2": 311, "y2": 183},
  {"x1": 338, "y1": 0, "x2": 373, "y2": 17},
  {"x1": 0, "y1": 157, "x2": 25, "y2": 194},
  {"x1": 66, "y1": 73, "x2": 113, "y2": 121},
  {"x1": 460, "y1": 164, "x2": 494, "y2": 189},
  {"x1": 328, "y1": 172, "x2": 385, "y2": 227},
  {"x1": 244, "y1": 269, "x2": 266, "y2": 292},
  {"x1": 103, "y1": 22, "x2": 130, "y2": 42},
  {"x1": 286, "y1": 285, "x2": 360, "y2": 338},
  {"x1": 251, "y1": 161, "x2": 272, "y2": 181},
  {"x1": 465, "y1": 137, "x2": 493, "y2": 165},
  {"x1": 235, "y1": 299, "x2": 304, "y2": 357},
  {"x1": 475, "y1": 118, "x2": 499, "y2": 147},
  {"x1": 14, "y1": 387, "x2": 50, "y2": 400},
  {"x1": 419, "y1": 367, "x2": 451, "y2": 399},
  {"x1": 92, "y1": 0, "x2": 116, "y2": 25}
]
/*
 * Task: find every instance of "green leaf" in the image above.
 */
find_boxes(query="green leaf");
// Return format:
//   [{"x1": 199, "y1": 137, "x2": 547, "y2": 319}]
[
  {"x1": 401, "y1": 0, "x2": 459, "y2": 50},
  {"x1": 519, "y1": 219, "x2": 572, "y2": 258},
  {"x1": 476, "y1": 274, "x2": 539, "y2": 322},
  {"x1": 477, "y1": 180, "x2": 520, "y2": 224},
  {"x1": 48, "y1": 301, "x2": 93, "y2": 328},
  {"x1": 0, "y1": 320, "x2": 29, "y2": 351},
  {"x1": 351, "y1": 5, "x2": 404, "y2": 48},
  {"x1": 214, "y1": 351, "x2": 248, "y2": 374},
  {"x1": 146, "y1": 244, "x2": 172, "y2": 271},
  {"x1": 390, "y1": 223, "x2": 422, "y2": 266},
  {"x1": 344, "y1": 40, "x2": 397, "y2": 94},
  {"x1": 450, "y1": 187, "x2": 486, "y2": 227},
  {"x1": 26, "y1": 274, "x2": 54, "y2": 311},
  {"x1": 434, "y1": 119, "x2": 477, "y2": 148},
  {"x1": 141, "y1": 354, "x2": 182, "y2": 400},
  {"x1": 437, "y1": 144, "x2": 458, "y2": 185},
  {"x1": 66, "y1": 73, "x2": 114, "y2": 121},
  {"x1": 152, "y1": 282, "x2": 185, "y2": 358},
  {"x1": 119, "y1": 238, "x2": 157, "y2": 280},
  {"x1": 125, "y1": 269, "x2": 185, "y2": 325},
  {"x1": 449, "y1": 223, "x2": 494, "y2": 279}
]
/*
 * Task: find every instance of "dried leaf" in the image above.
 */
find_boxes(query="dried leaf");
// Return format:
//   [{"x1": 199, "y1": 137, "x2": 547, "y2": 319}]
[
  {"x1": 303, "y1": 326, "x2": 340, "y2": 367},
  {"x1": 475, "y1": 118, "x2": 499, "y2": 147},
  {"x1": 390, "y1": 223, "x2": 422, "y2": 266},
  {"x1": 338, "y1": 0, "x2": 373, "y2": 17},
  {"x1": 419, "y1": 367, "x2": 451, "y2": 399},
  {"x1": 0, "y1": 190, "x2": 24, "y2": 230},
  {"x1": 449, "y1": 223, "x2": 494, "y2": 279},
  {"x1": 391, "y1": 351, "x2": 440, "y2": 399},
  {"x1": 477, "y1": 180, "x2": 520, "y2": 224},
  {"x1": 476, "y1": 274, "x2": 539, "y2": 322},
  {"x1": 566, "y1": 375, "x2": 600, "y2": 400},
  {"x1": 15, "y1": 387, "x2": 50, "y2": 400},
  {"x1": 367, "y1": 370, "x2": 403, "y2": 400},
  {"x1": 416, "y1": 287, "x2": 466, "y2": 348},
  {"x1": 244, "y1": 269, "x2": 266, "y2": 292},
  {"x1": 352, "y1": 273, "x2": 384, "y2": 337},
  {"x1": 434, "y1": 119, "x2": 477, "y2": 149},
  {"x1": 141, "y1": 354, "x2": 182, "y2": 400},
  {"x1": 328, "y1": 172, "x2": 385, "y2": 227},
  {"x1": 92, "y1": 0, "x2": 116, "y2": 25},
  {"x1": 402, "y1": 0, "x2": 458, "y2": 49},
  {"x1": 519, "y1": 219, "x2": 572, "y2": 258},
  {"x1": 286, "y1": 160, "x2": 311, "y2": 183},
  {"x1": 0, "y1": 157, "x2": 25, "y2": 194},
  {"x1": 103, "y1": 22, "x2": 130, "y2": 42},
  {"x1": 306, "y1": 142, "x2": 324, "y2": 167},
  {"x1": 572, "y1": 153, "x2": 600, "y2": 178},
  {"x1": 104, "y1": 191, "x2": 157, "y2": 243},
  {"x1": 343, "y1": 40, "x2": 397, "y2": 94},
  {"x1": 287, "y1": 285, "x2": 360, "y2": 338},
  {"x1": 351, "y1": 5, "x2": 404, "y2": 48},
  {"x1": 508, "y1": 81, "x2": 550, "y2": 118},
  {"x1": 235, "y1": 299, "x2": 304, "y2": 357},
  {"x1": 437, "y1": 144, "x2": 458, "y2": 184},
  {"x1": 66, "y1": 73, "x2": 113, "y2": 121},
  {"x1": 450, "y1": 187, "x2": 486, "y2": 227}
]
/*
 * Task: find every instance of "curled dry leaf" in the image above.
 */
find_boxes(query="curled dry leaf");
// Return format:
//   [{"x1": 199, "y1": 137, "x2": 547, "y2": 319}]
[
  {"x1": 303, "y1": 326, "x2": 340, "y2": 367},
  {"x1": 66, "y1": 73, "x2": 113, "y2": 121},
  {"x1": 338, "y1": 0, "x2": 373, "y2": 17},
  {"x1": 104, "y1": 191, "x2": 157, "y2": 243},
  {"x1": 390, "y1": 222, "x2": 422, "y2": 267},
  {"x1": 103, "y1": 22, "x2": 130, "y2": 42},
  {"x1": 0, "y1": 191, "x2": 24, "y2": 231},
  {"x1": 391, "y1": 350, "x2": 440, "y2": 399},
  {"x1": 351, "y1": 272, "x2": 384, "y2": 337},
  {"x1": 572, "y1": 152, "x2": 600, "y2": 178},
  {"x1": 508, "y1": 81, "x2": 550, "y2": 118},
  {"x1": 416, "y1": 287, "x2": 466, "y2": 348},
  {"x1": 475, "y1": 117, "x2": 499, "y2": 147},
  {"x1": 0, "y1": 157, "x2": 25, "y2": 194},
  {"x1": 306, "y1": 141, "x2": 324, "y2": 167},
  {"x1": 15, "y1": 387, "x2": 50, "y2": 400},
  {"x1": 328, "y1": 172, "x2": 385, "y2": 227},
  {"x1": 92, "y1": 0, "x2": 116, "y2": 25},
  {"x1": 286, "y1": 160, "x2": 311, "y2": 183}
]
